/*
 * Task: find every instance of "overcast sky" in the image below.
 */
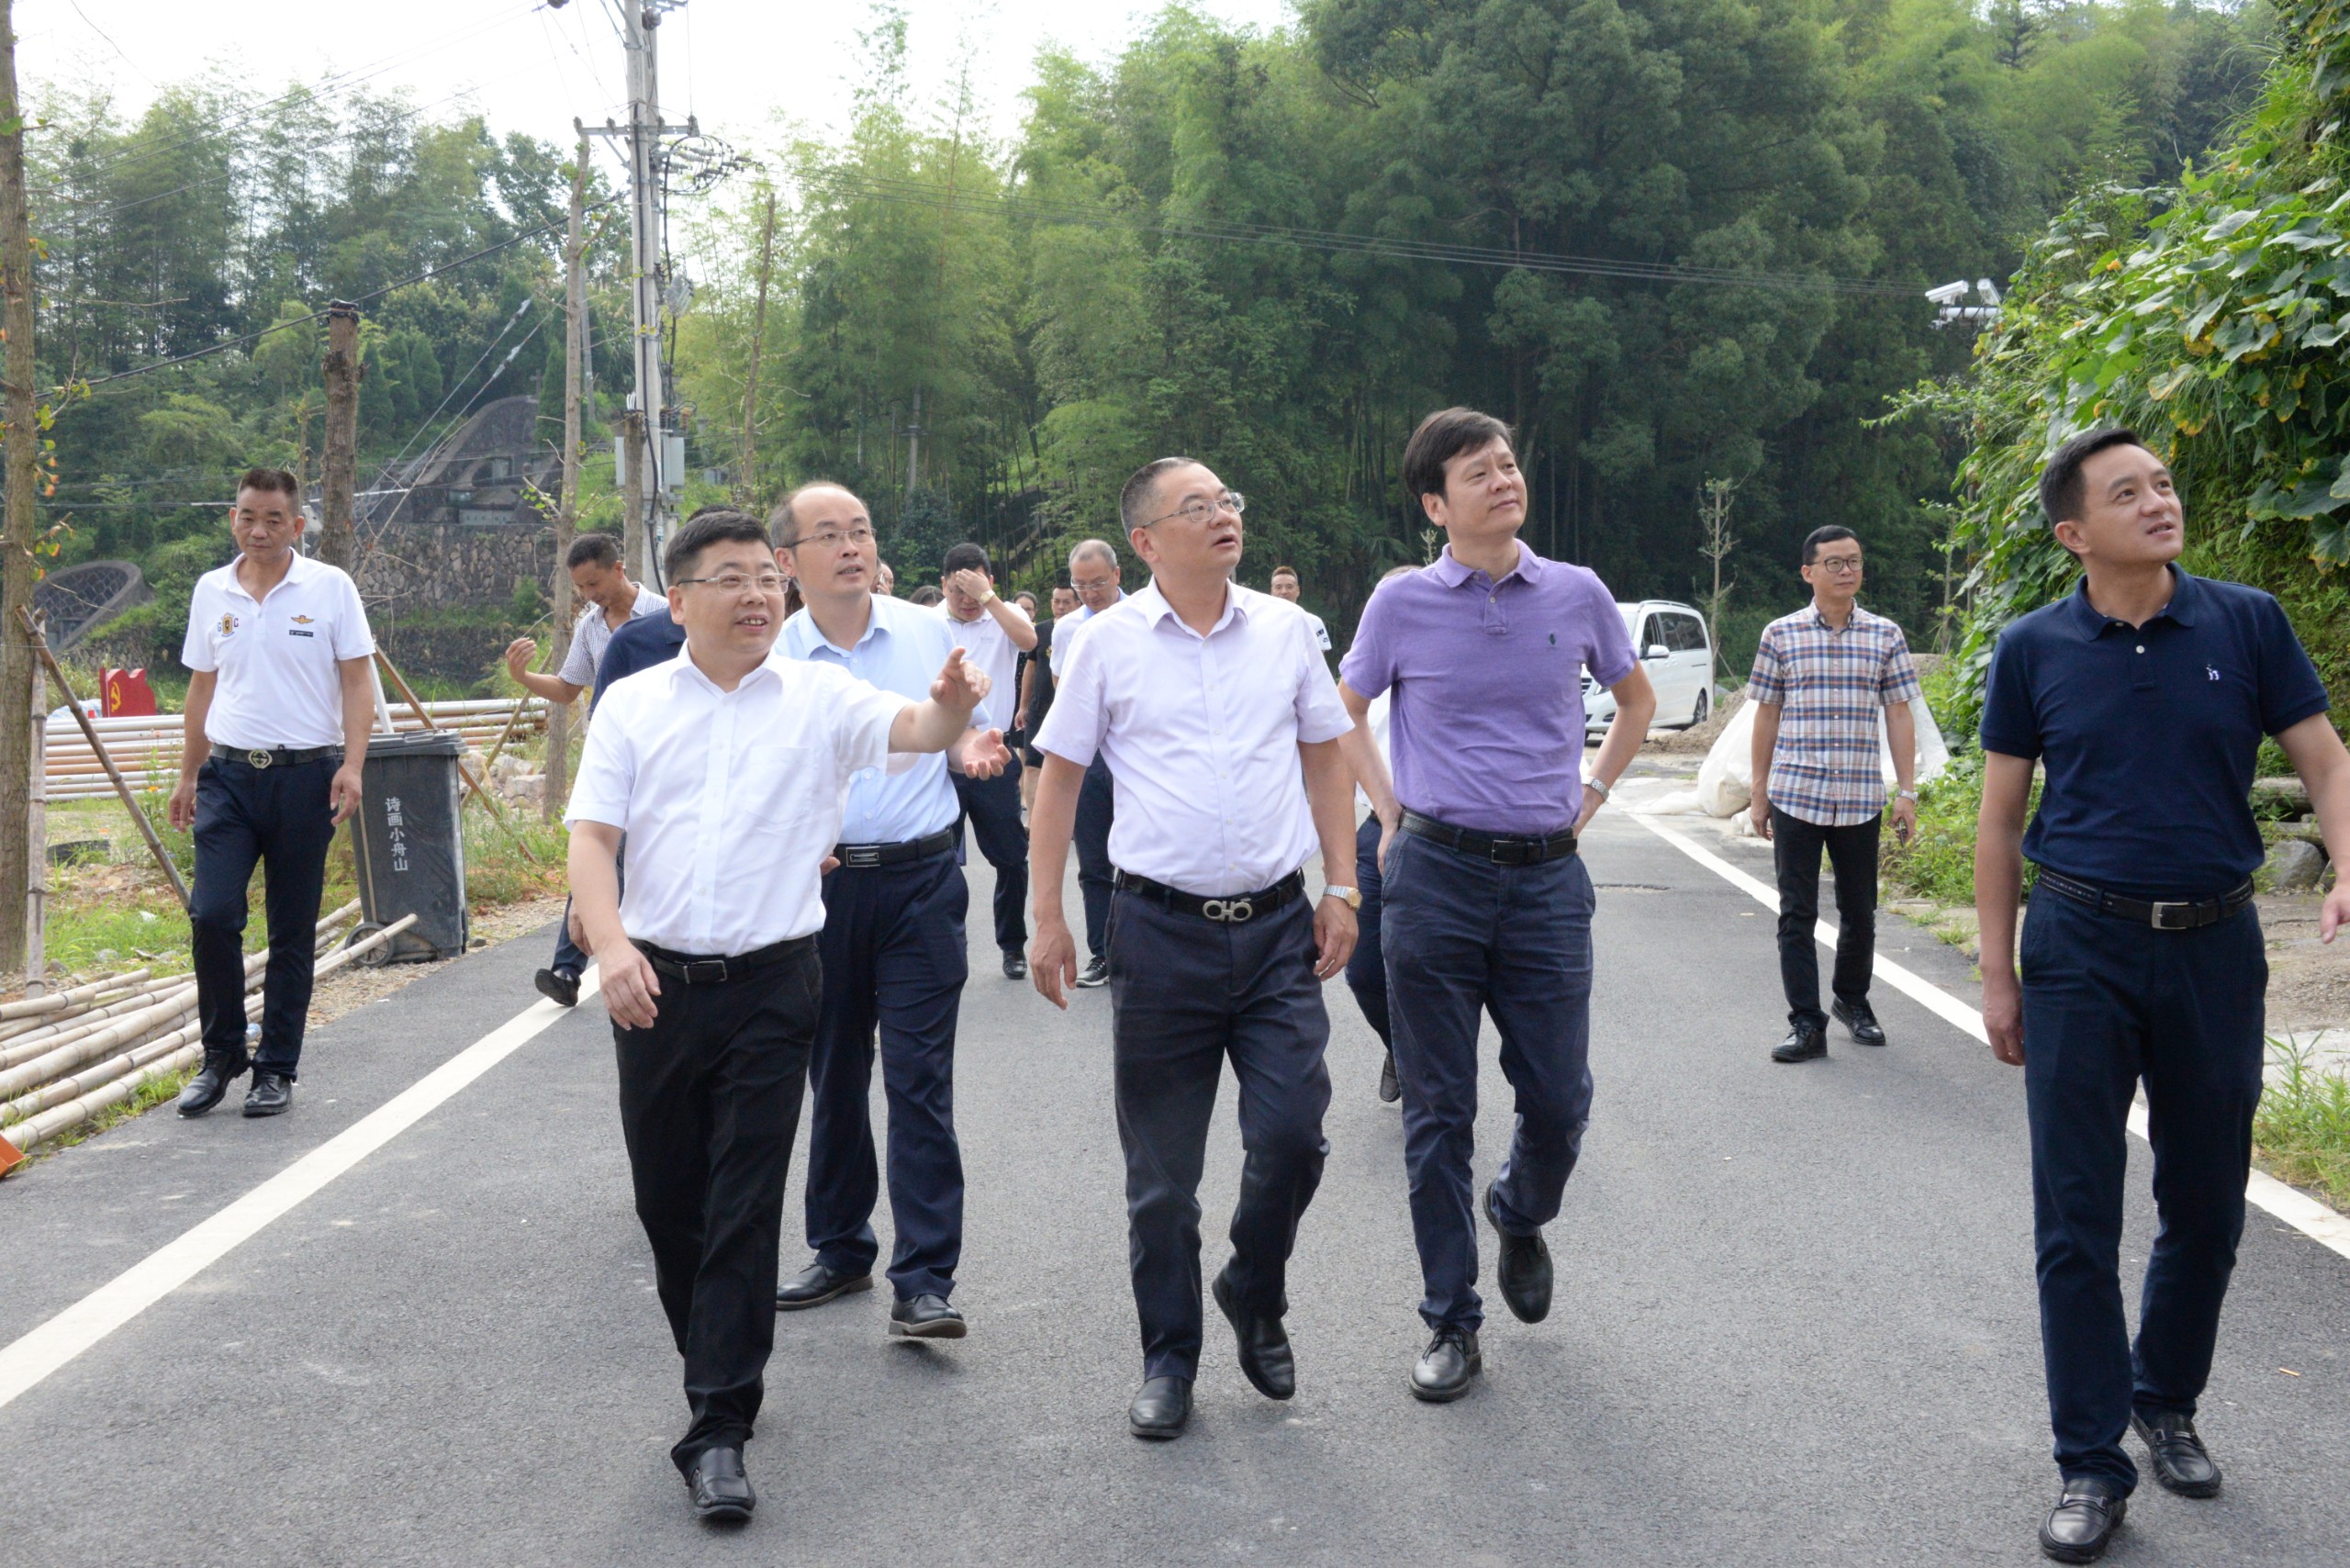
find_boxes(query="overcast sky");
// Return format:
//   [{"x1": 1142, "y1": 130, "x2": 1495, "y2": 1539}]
[{"x1": 21, "y1": 0, "x2": 1298, "y2": 156}]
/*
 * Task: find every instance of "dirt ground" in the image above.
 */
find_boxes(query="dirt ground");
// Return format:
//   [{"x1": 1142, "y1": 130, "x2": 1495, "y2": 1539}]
[{"x1": 306, "y1": 894, "x2": 565, "y2": 1028}]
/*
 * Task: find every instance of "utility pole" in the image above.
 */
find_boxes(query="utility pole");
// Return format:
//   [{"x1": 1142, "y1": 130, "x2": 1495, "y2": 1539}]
[
  {"x1": 547, "y1": 132, "x2": 589, "y2": 822},
  {"x1": 0, "y1": 0, "x2": 40, "y2": 974},
  {"x1": 737, "y1": 186, "x2": 777, "y2": 510},
  {"x1": 621, "y1": 406, "x2": 647, "y2": 586},
  {"x1": 319, "y1": 301, "x2": 362, "y2": 571}
]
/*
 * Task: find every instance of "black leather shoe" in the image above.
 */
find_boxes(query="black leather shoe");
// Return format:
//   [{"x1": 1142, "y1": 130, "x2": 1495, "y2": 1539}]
[
  {"x1": 1832, "y1": 996, "x2": 1886, "y2": 1046},
  {"x1": 1378, "y1": 1050, "x2": 1402, "y2": 1103},
  {"x1": 2132, "y1": 1409, "x2": 2221, "y2": 1497},
  {"x1": 889, "y1": 1294, "x2": 967, "y2": 1338},
  {"x1": 1410, "y1": 1327, "x2": 1482, "y2": 1402},
  {"x1": 1076, "y1": 956, "x2": 1109, "y2": 989},
  {"x1": 2038, "y1": 1477, "x2": 2126, "y2": 1562},
  {"x1": 1483, "y1": 1182, "x2": 1553, "y2": 1324},
  {"x1": 177, "y1": 1055, "x2": 243, "y2": 1117},
  {"x1": 686, "y1": 1445, "x2": 755, "y2": 1522},
  {"x1": 1772, "y1": 1024, "x2": 1828, "y2": 1062},
  {"x1": 1211, "y1": 1268, "x2": 1294, "y2": 1400},
  {"x1": 242, "y1": 1071, "x2": 293, "y2": 1117},
  {"x1": 535, "y1": 967, "x2": 580, "y2": 1008},
  {"x1": 776, "y1": 1262, "x2": 873, "y2": 1311},
  {"x1": 1002, "y1": 951, "x2": 1027, "y2": 980},
  {"x1": 1127, "y1": 1374, "x2": 1192, "y2": 1439}
]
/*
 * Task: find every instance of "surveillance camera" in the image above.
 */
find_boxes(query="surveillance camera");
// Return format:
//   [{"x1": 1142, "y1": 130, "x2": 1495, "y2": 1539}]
[
  {"x1": 1924, "y1": 281, "x2": 1968, "y2": 307},
  {"x1": 1975, "y1": 278, "x2": 2002, "y2": 305}
]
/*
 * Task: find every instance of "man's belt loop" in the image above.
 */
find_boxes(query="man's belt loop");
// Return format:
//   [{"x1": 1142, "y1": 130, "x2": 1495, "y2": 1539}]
[{"x1": 1397, "y1": 808, "x2": 1578, "y2": 865}]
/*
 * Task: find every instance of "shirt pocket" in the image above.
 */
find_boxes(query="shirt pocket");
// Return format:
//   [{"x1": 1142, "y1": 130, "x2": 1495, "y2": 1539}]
[{"x1": 735, "y1": 744, "x2": 827, "y2": 839}]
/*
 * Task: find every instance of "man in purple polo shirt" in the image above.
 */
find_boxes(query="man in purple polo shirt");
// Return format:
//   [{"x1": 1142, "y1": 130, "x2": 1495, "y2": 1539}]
[{"x1": 1339, "y1": 407, "x2": 1657, "y2": 1403}]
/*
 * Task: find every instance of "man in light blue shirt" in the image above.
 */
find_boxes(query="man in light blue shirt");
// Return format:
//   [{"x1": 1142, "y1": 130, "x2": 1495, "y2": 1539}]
[{"x1": 772, "y1": 482, "x2": 1012, "y2": 1339}]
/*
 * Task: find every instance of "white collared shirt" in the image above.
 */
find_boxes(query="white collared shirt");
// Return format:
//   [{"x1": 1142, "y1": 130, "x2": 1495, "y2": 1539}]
[
  {"x1": 932, "y1": 599, "x2": 1027, "y2": 721},
  {"x1": 566, "y1": 646, "x2": 911, "y2": 953},
  {"x1": 1034, "y1": 581, "x2": 1352, "y2": 895},
  {"x1": 781, "y1": 593, "x2": 978, "y2": 845},
  {"x1": 180, "y1": 553, "x2": 375, "y2": 749}
]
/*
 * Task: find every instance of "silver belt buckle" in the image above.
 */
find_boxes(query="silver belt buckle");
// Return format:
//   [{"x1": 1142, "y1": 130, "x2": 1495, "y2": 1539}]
[
  {"x1": 246, "y1": 749, "x2": 274, "y2": 769},
  {"x1": 2148, "y1": 901, "x2": 2192, "y2": 930},
  {"x1": 1201, "y1": 896, "x2": 1254, "y2": 924}
]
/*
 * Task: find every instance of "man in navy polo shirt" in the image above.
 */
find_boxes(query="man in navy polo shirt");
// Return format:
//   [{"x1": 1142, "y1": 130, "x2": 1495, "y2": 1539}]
[
  {"x1": 1340, "y1": 407, "x2": 1657, "y2": 1403},
  {"x1": 1976, "y1": 427, "x2": 2350, "y2": 1563}
]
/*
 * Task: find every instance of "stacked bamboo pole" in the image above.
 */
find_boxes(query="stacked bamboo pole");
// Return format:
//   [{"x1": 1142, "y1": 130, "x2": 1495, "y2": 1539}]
[{"x1": 0, "y1": 900, "x2": 424, "y2": 1164}]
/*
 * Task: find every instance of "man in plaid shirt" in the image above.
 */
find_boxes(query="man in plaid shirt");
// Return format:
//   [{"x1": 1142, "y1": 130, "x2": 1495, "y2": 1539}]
[{"x1": 1746, "y1": 525, "x2": 1921, "y2": 1062}]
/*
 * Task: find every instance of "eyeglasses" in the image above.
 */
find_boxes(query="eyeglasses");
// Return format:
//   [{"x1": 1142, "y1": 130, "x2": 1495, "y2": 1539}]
[
  {"x1": 1071, "y1": 577, "x2": 1118, "y2": 594},
  {"x1": 1813, "y1": 556, "x2": 1863, "y2": 575},
  {"x1": 786, "y1": 526, "x2": 875, "y2": 552},
  {"x1": 675, "y1": 571, "x2": 788, "y2": 594},
  {"x1": 1141, "y1": 490, "x2": 1246, "y2": 528}
]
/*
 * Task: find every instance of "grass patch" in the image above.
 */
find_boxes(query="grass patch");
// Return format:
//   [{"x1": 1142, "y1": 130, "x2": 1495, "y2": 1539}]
[
  {"x1": 2256, "y1": 1039, "x2": 2350, "y2": 1214},
  {"x1": 1880, "y1": 752, "x2": 2041, "y2": 907}
]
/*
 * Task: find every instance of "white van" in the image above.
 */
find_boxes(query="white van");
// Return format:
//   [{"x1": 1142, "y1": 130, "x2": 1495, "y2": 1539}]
[{"x1": 1583, "y1": 599, "x2": 1714, "y2": 738}]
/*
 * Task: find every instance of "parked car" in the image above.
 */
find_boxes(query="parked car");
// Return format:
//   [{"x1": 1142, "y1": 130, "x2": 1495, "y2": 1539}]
[{"x1": 1583, "y1": 599, "x2": 1714, "y2": 737}]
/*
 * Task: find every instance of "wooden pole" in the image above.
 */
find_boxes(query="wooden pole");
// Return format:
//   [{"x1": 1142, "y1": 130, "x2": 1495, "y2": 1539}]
[
  {"x1": 319, "y1": 300, "x2": 362, "y2": 572},
  {"x1": 372, "y1": 648, "x2": 542, "y2": 865},
  {"x1": 548, "y1": 130, "x2": 588, "y2": 822},
  {"x1": 23, "y1": 630, "x2": 41, "y2": 994},
  {"x1": 621, "y1": 406, "x2": 647, "y2": 587},
  {"x1": 17, "y1": 607, "x2": 191, "y2": 907},
  {"x1": 737, "y1": 186, "x2": 778, "y2": 510},
  {"x1": 0, "y1": 1, "x2": 41, "y2": 973}
]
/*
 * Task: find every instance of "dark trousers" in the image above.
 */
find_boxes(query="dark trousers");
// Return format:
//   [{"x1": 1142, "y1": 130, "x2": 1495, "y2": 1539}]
[
  {"x1": 804, "y1": 851, "x2": 969, "y2": 1301},
  {"x1": 1108, "y1": 888, "x2": 1332, "y2": 1380},
  {"x1": 1771, "y1": 807, "x2": 1879, "y2": 1032},
  {"x1": 1074, "y1": 754, "x2": 1116, "y2": 959},
  {"x1": 612, "y1": 942, "x2": 820, "y2": 1474},
  {"x1": 954, "y1": 759, "x2": 1028, "y2": 956},
  {"x1": 2020, "y1": 890, "x2": 2266, "y2": 1492},
  {"x1": 1383, "y1": 831, "x2": 1596, "y2": 1332},
  {"x1": 1343, "y1": 813, "x2": 1392, "y2": 1048},
  {"x1": 189, "y1": 755, "x2": 339, "y2": 1079},
  {"x1": 550, "y1": 843, "x2": 623, "y2": 977}
]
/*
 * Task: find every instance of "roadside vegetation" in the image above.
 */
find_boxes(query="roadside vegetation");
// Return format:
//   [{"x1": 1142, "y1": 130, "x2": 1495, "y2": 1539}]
[{"x1": 2257, "y1": 1039, "x2": 2350, "y2": 1213}]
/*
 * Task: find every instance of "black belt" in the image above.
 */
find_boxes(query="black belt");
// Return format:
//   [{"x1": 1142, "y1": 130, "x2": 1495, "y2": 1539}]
[
  {"x1": 1398, "y1": 809, "x2": 1577, "y2": 866},
  {"x1": 218, "y1": 745, "x2": 342, "y2": 769},
  {"x1": 2036, "y1": 869, "x2": 2255, "y2": 931},
  {"x1": 1114, "y1": 869, "x2": 1305, "y2": 924},
  {"x1": 830, "y1": 827, "x2": 957, "y2": 869},
  {"x1": 634, "y1": 935, "x2": 815, "y2": 986}
]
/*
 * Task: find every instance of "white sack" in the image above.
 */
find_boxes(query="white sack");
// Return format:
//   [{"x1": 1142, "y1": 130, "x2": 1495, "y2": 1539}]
[{"x1": 1661, "y1": 696, "x2": 1950, "y2": 819}]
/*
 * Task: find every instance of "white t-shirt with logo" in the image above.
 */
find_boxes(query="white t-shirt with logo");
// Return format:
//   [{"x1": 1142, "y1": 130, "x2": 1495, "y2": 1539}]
[
  {"x1": 180, "y1": 554, "x2": 376, "y2": 749},
  {"x1": 932, "y1": 600, "x2": 1030, "y2": 725}
]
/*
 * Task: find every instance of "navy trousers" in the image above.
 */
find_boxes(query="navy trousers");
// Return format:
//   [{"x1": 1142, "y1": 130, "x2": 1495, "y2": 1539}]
[
  {"x1": 804, "y1": 850, "x2": 970, "y2": 1302},
  {"x1": 1343, "y1": 813, "x2": 1392, "y2": 1048},
  {"x1": 612, "y1": 941, "x2": 819, "y2": 1474},
  {"x1": 2020, "y1": 890, "x2": 2266, "y2": 1493},
  {"x1": 1771, "y1": 808, "x2": 1879, "y2": 1032},
  {"x1": 189, "y1": 754, "x2": 340, "y2": 1079},
  {"x1": 1074, "y1": 755, "x2": 1116, "y2": 960},
  {"x1": 1382, "y1": 830, "x2": 1596, "y2": 1332},
  {"x1": 954, "y1": 759, "x2": 1028, "y2": 957},
  {"x1": 1108, "y1": 888, "x2": 1332, "y2": 1381}
]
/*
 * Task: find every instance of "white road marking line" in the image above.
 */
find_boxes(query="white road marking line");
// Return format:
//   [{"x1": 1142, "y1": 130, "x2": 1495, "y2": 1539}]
[
  {"x1": 0, "y1": 972, "x2": 602, "y2": 1412},
  {"x1": 1630, "y1": 814, "x2": 2350, "y2": 1263}
]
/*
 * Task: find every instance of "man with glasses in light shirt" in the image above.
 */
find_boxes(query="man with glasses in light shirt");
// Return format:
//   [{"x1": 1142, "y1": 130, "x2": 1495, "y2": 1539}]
[
  {"x1": 1746, "y1": 524, "x2": 1920, "y2": 1064},
  {"x1": 566, "y1": 510, "x2": 992, "y2": 1523},
  {"x1": 1061, "y1": 539, "x2": 1126, "y2": 989},
  {"x1": 1029, "y1": 459, "x2": 1359, "y2": 1440}
]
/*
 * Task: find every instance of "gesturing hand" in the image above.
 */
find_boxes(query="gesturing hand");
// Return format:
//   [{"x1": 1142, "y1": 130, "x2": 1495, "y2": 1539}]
[
  {"x1": 931, "y1": 646, "x2": 990, "y2": 714},
  {"x1": 504, "y1": 636, "x2": 537, "y2": 679},
  {"x1": 958, "y1": 727, "x2": 1013, "y2": 779}
]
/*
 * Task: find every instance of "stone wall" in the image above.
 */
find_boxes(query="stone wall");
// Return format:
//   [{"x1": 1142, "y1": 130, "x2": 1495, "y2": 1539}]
[{"x1": 357, "y1": 521, "x2": 556, "y2": 617}]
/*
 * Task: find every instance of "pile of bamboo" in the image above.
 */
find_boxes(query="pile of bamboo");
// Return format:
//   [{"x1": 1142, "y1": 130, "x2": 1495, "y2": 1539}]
[
  {"x1": 43, "y1": 699, "x2": 548, "y2": 801},
  {"x1": 0, "y1": 901, "x2": 419, "y2": 1164}
]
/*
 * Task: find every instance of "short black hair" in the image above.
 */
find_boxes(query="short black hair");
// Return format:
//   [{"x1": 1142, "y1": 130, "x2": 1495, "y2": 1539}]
[
  {"x1": 1402, "y1": 407, "x2": 1513, "y2": 505},
  {"x1": 943, "y1": 542, "x2": 990, "y2": 577},
  {"x1": 770, "y1": 480, "x2": 859, "y2": 546},
  {"x1": 566, "y1": 532, "x2": 621, "y2": 571},
  {"x1": 235, "y1": 466, "x2": 300, "y2": 502},
  {"x1": 2040, "y1": 427, "x2": 2148, "y2": 527},
  {"x1": 1800, "y1": 526, "x2": 1857, "y2": 566},
  {"x1": 908, "y1": 584, "x2": 945, "y2": 607},
  {"x1": 662, "y1": 509, "x2": 769, "y2": 583},
  {"x1": 1119, "y1": 457, "x2": 1199, "y2": 533}
]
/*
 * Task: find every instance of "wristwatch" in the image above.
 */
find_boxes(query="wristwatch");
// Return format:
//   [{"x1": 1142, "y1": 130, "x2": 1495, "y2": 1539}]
[
  {"x1": 1323, "y1": 885, "x2": 1362, "y2": 910},
  {"x1": 1896, "y1": 788, "x2": 1919, "y2": 801},
  {"x1": 1584, "y1": 775, "x2": 1612, "y2": 801}
]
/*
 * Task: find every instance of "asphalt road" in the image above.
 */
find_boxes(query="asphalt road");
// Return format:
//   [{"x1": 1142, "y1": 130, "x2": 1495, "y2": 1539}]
[{"x1": 2, "y1": 805, "x2": 2345, "y2": 1566}]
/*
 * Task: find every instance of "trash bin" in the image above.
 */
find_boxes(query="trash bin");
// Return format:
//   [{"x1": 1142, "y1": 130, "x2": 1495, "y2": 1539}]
[{"x1": 347, "y1": 729, "x2": 469, "y2": 963}]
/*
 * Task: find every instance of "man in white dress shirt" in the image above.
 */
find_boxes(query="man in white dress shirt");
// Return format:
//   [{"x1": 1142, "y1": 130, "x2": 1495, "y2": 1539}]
[
  {"x1": 936, "y1": 542, "x2": 1037, "y2": 978},
  {"x1": 1029, "y1": 457, "x2": 1360, "y2": 1440},
  {"x1": 566, "y1": 510, "x2": 992, "y2": 1523},
  {"x1": 774, "y1": 487, "x2": 1013, "y2": 1337},
  {"x1": 169, "y1": 466, "x2": 376, "y2": 1119},
  {"x1": 1060, "y1": 539, "x2": 1125, "y2": 988}
]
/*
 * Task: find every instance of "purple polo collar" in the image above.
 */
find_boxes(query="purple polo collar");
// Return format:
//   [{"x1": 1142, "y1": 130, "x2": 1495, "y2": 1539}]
[{"x1": 1431, "y1": 539, "x2": 1544, "y2": 588}]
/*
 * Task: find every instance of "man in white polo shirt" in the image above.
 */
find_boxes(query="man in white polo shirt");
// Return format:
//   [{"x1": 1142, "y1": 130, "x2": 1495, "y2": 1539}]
[
  {"x1": 566, "y1": 510, "x2": 992, "y2": 1523},
  {"x1": 1029, "y1": 456, "x2": 1360, "y2": 1441},
  {"x1": 937, "y1": 541, "x2": 1037, "y2": 978},
  {"x1": 169, "y1": 466, "x2": 377, "y2": 1119}
]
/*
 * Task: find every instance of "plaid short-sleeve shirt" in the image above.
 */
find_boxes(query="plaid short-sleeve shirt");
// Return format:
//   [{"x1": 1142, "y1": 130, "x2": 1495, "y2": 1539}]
[{"x1": 1746, "y1": 603, "x2": 1921, "y2": 827}]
